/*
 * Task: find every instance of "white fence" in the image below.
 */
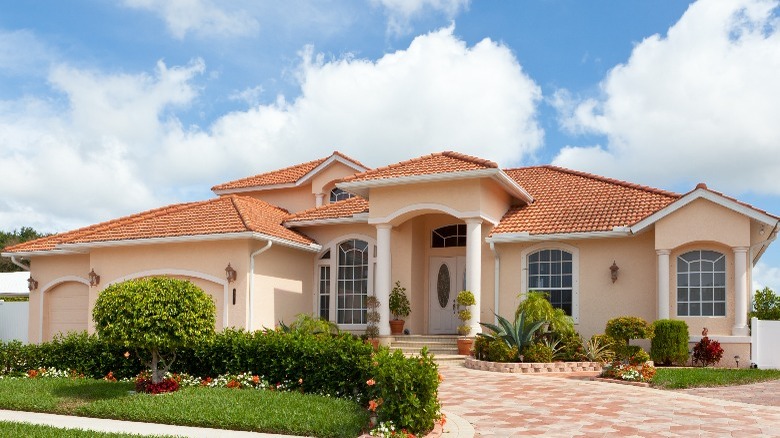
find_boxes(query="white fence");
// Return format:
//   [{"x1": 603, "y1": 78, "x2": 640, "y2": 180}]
[
  {"x1": 751, "y1": 317, "x2": 780, "y2": 369},
  {"x1": 0, "y1": 301, "x2": 28, "y2": 343}
]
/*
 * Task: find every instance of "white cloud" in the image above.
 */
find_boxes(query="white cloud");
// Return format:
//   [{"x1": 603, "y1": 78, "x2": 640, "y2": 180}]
[
  {"x1": 0, "y1": 29, "x2": 53, "y2": 76},
  {"x1": 161, "y1": 25, "x2": 543, "y2": 181},
  {"x1": 553, "y1": 0, "x2": 780, "y2": 194},
  {"x1": 373, "y1": 0, "x2": 470, "y2": 35},
  {"x1": 753, "y1": 261, "x2": 780, "y2": 293},
  {"x1": 122, "y1": 0, "x2": 259, "y2": 39}
]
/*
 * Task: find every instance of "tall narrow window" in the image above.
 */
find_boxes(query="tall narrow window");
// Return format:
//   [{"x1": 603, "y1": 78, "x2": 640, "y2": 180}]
[
  {"x1": 330, "y1": 188, "x2": 354, "y2": 203},
  {"x1": 337, "y1": 239, "x2": 369, "y2": 324},
  {"x1": 677, "y1": 250, "x2": 726, "y2": 317},
  {"x1": 527, "y1": 249, "x2": 573, "y2": 316},
  {"x1": 318, "y1": 265, "x2": 330, "y2": 320}
]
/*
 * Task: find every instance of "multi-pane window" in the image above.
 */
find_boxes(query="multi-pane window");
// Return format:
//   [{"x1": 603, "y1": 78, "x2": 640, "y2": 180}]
[
  {"x1": 330, "y1": 188, "x2": 354, "y2": 203},
  {"x1": 318, "y1": 265, "x2": 330, "y2": 320},
  {"x1": 677, "y1": 250, "x2": 726, "y2": 317},
  {"x1": 432, "y1": 224, "x2": 467, "y2": 248},
  {"x1": 528, "y1": 249, "x2": 573, "y2": 316},
  {"x1": 337, "y1": 239, "x2": 369, "y2": 324}
]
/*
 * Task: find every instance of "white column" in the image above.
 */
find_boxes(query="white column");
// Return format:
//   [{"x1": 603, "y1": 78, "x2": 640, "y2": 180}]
[
  {"x1": 733, "y1": 247, "x2": 749, "y2": 336},
  {"x1": 315, "y1": 193, "x2": 324, "y2": 207},
  {"x1": 375, "y1": 224, "x2": 392, "y2": 336},
  {"x1": 657, "y1": 249, "x2": 670, "y2": 320},
  {"x1": 465, "y1": 218, "x2": 482, "y2": 335}
]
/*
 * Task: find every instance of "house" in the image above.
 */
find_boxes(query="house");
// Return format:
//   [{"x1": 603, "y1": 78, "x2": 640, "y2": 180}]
[{"x1": 3, "y1": 151, "x2": 778, "y2": 366}]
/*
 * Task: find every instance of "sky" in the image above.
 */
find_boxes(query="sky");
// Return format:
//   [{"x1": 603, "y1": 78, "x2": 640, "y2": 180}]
[{"x1": 1, "y1": 0, "x2": 779, "y2": 291}]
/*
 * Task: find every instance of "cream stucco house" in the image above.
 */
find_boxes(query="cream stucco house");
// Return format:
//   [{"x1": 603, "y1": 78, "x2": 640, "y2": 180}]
[{"x1": 4, "y1": 151, "x2": 778, "y2": 366}]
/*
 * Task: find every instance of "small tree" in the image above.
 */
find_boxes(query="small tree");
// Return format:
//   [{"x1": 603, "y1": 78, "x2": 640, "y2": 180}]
[
  {"x1": 750, "y1": 287, "x2": 780, "y2": 321},
  {"x1": 388, "y1": 281, "x2": 411, "y2": 320},
  {"x1": 515, "y1": 291, "x2": 574, "y2": 334},
  {"x1": 456, "y1": 290, "x2": 476, "y2": 336},
  {"x1": 93, "y1": 277, "x2": 216, "y2": 383}
]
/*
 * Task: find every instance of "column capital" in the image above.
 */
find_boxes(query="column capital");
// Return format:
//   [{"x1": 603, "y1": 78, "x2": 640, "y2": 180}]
[
  {"x1": 732, "y1": 246, "x2": 749, "y2": 254},
  {"x1": 656, "y1": 249, "x2": 671, "y2": 256},
  {"x1": 464, "y1": 217, "x2": 483, "y2": 225},
  {"x1": 375, "y1": 223, "x2": 393, "y2": 230}
]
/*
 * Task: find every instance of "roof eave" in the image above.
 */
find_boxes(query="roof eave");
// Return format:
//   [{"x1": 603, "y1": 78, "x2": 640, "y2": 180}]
[
  {"x1": 285, "y1": 213, "x2": 370, "y2": 228},
  {"x1": 487, "y1": 228, "x2": 632, "y2": 243}
]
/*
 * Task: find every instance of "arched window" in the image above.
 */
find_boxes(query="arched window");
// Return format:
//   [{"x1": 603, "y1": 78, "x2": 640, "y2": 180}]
[
  {"x1": 317, "y1": 238, "x2": 374, "y2": 326},
  {"x1": 527, "y1": 249, "x2": 574, "y2": 316},
  {"x1": 677, "y1": 250, "x2": 726, "y2": 317},
  {"x1": 330, "y1": 187, "x2": 354, "y2": 203},
  {"x1": 431, "y1": 224, "x2": 467, "y2": 248}
]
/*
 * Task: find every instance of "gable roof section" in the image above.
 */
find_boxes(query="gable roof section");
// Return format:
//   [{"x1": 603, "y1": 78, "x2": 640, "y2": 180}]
[
  {"x1": 338, "y1": 151, "x2": 533, "y2": 203},
  {"x1": 631, "y1": 183, "x2": 780, "y2": 233},
  {"x1": 211, "y1": 151, "x2": 369, "y2": 194},
  {"x1": 285, "y1": 196, "x2": 370, "y2": 226},
  {"x1": 490, "y1": 166, "x2": 680, "y2": 239},
  {"x1": 4, "y1": 196, "x2": 317, "y2": 255}
]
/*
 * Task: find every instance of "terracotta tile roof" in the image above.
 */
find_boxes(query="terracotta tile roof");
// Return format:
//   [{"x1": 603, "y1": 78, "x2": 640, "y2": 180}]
[
  {"x1": 286, "y1": 197, "x2": 370, "y2": 224},
  {"x1": 212, "y1": 151, "x2": 368, "y2": 191},
  {"x1": 341, "y1": 151, "x2": 497, "y2": 183},
  {"x1": 492, "y1": 166, "x2": 681, "y2": 235},
  {"x1": 4, "y1": 196, "x2": 315, "y2": 253}
]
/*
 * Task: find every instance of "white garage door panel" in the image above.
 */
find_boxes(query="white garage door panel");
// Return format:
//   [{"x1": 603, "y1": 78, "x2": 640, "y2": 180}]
[{"x1": 46, "y1": 283, "x2": 89, "y2": 340}]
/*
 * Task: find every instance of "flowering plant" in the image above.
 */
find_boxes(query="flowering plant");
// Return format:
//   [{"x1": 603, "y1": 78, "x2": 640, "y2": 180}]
[
  {"x1": 692, "y1": 328, "x2": 723, "y2": 366},
  {"x1": 600, "y1": 360, "x2": 656, "y2": 382}
]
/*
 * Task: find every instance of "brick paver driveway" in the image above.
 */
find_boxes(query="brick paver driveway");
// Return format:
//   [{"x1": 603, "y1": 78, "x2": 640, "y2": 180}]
[{"x1": 438, "y1": 363, "x2": 780, "y2": 437}]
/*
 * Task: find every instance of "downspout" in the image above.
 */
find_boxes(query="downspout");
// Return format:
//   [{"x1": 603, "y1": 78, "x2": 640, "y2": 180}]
[
  {"x1": 248, "y1": 241, "x2": 273, "y2": 331},
  {"x1": 10, "y1": 256, "x2": 30, "y2": 271},
  {"x1": 489, "y1": 241, "x2": 500, "y2": 325}
]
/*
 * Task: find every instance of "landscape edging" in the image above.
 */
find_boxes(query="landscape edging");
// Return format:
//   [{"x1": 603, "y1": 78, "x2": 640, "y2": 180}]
[{"x1": 464, "y1": 357, "x2": 604, "y2": 373}]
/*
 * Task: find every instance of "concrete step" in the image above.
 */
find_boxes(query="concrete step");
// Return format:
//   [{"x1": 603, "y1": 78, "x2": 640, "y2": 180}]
[
  {"x1": 393, "y1": 346, "x2": 459, "y2": 355},
  {"x1": 402, "y1": 352, "x2": 466, "y2": 363}
]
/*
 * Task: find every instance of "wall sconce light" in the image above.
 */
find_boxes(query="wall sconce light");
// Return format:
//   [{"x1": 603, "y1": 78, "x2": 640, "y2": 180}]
[
  {"x1": 610, "y1": 261, "x2": 619, "y2": 283},
  {"x1": 225, "y1": 263, "x2": 237, "y2": 283},
  {"x1": 734, "y1": 355, "x2": 740, "y2": 367},
  {"x1": 88, "y1": 269, "x2": 101, "y2": 287},
  {"x1": 27, "y1": 277, "x2": 38, "y2": 291}
]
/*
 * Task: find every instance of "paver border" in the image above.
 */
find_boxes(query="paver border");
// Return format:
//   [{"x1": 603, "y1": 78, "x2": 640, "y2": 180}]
[{"x1": 464, "y1": 357, "x2": 603, "y2": 373}]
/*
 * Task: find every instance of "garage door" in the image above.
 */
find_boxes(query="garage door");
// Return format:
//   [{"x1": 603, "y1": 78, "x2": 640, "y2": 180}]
[{"x1": 45, "y1": 282, "x2": 89, "y2": 341}]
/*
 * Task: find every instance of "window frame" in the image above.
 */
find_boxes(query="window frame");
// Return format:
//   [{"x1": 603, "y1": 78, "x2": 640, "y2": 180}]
[
  {"x1": 329, "y1": 187, "x2": 354, "y2": 203},
  {"x1": 520, "y1": 243, "x2": 580, "y2": 323},
  {"x1": 431, "y1": 224, "x2": 467, "y2": 248},
  {"x1": 675, "y1": 249, "x2": 727, "y2": 318}
]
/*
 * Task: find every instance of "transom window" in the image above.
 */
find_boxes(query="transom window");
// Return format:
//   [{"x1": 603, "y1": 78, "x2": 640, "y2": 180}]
[
  {"x1": 528, "y1": 249, "x2": 573, "y2": 316},
  {"x1": 432, "y1": 224, "x2": 467, "y2": 248},
  {"x1": 330, "y1": 188, "x2": 354, "y2": 203},
  {"x1": 677, "y1": 250, "x2": 726, "y2": 317}
]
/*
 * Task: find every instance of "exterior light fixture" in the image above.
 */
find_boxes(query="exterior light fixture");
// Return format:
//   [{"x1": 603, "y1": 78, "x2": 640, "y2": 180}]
[
  {"x1": 610, "y1": 261, "x2": 619, "y2": 283},
  {"x1": 88, "y1": 269, "x2": 101, "y2": 287},
  {"x1": 734, "y1": 355, "x2": 740, "y2": 367},
  {"x1": 27, "y1": 277, "x2": 38, "y2": 291},
  {"x1": 225, "y1": 263, "x2": 237, "y2": 283}
]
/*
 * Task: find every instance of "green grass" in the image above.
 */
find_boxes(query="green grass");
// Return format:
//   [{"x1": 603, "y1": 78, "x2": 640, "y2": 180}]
[
  {"x1": 0, "y1": 378, "x2": 367, "y2": 438},
  {"x1": 0, "y1": 421, "x2": 175, "y2": 438},
  {"x1": 652, "y1": 367, "x2": 780, "y2": 389}
]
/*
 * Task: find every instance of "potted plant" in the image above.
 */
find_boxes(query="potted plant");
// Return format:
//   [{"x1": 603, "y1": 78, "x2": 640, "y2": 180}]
[
  {"x1": 456, "y1": 290, "x2": 476, "y2": 354},
  {"x1": 388, "y1": 281, "x2": 411, "y2": 335},
  {"x1": 365, "y1": 295, "x2": 380, "y2": 350}
]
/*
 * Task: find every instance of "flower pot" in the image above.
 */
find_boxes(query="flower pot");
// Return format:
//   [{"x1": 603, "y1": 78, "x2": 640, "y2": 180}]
[
  {"x1": 366, "y1": 338, "x2": 380, "y2": 350},
  {"x1": 457, "y1": 338, "x2": 474, "y2": 355},
  {"x1": 389, "y1": 319, "x2": 405, "y2": 335}
]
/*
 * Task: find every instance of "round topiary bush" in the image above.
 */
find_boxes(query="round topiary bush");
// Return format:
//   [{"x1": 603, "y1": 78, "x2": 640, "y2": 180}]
[{"x1": 650, "y1": 319, "x2": 690, "y2": 366}]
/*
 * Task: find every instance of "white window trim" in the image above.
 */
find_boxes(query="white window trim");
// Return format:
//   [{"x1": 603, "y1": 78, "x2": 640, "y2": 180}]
[
  {"x1": 675, "y1": 249, "x2": 728, "y2": 318},
  {"x1": 520, "y1": 242, "x2": 580, "y2": 323},
  {"x1": 314, "y1": 234, "x2": 376, "y2": 330}
]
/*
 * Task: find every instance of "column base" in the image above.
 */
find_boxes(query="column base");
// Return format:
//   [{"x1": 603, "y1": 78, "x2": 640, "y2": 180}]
[{"x1": 731, "y1": 325, "x2": 749, "y2": 336}]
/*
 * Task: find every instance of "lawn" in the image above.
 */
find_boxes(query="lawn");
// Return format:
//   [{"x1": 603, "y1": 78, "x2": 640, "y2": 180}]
[
  {"x1": 652, "y1": 367, "x2": 780, "y2": 389},
  {"x1": 0, "y1": 421, "x2": 173, "y2": 438},
  {"x1": 0, "y1": 378, "x2": 368, "y2": 438}
]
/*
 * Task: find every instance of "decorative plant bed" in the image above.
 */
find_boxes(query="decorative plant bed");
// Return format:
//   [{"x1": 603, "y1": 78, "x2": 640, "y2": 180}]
[
  {"x1": 590, "y1": 377, "x2": 650, "y2": 388},
  {"x1": 465, "y1": 357, "x2": 603, "y2": 373}
]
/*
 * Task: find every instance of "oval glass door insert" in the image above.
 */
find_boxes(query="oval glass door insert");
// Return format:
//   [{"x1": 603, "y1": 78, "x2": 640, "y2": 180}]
[{"x1": 437, "y1": 264, "x2": 450, "y2": 308}]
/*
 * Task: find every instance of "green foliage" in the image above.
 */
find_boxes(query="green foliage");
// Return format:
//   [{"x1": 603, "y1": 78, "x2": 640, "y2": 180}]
[
  {"x1": 0, "y1": 227, "x2": 48, "y2": 272},
  {"x1": 0, "y1": 296, "x2": 28, "y2": 302},
  {"x1": 554, "y1": 331, "x2": 587, "y2": 362},
  {"x1": 605, "y1": 316, "x2": 654, "y2": 346},
  {"x1": 583, "y1": 335, "x2": 614, "y2": 362},
  {"x1": 515, "y1": 291, "x2": 574, "y2": 334},
  {"x1": 388, "y1": 281, "x2": 411, "y2": 319},
  {"x1": 455, "y1": 290, "x2": 475, "y2": 336},
  {"x1": 365, "y1": 296, "x2": 381, "y2": 339},
  {"x1": 650, "y1": 319, "x2": 690, "y2": 366},
  {"x1": 280, "y1": 313, "x2": 340, "y2": 336},
  {"x1": 472, "y1": 336, "x2": 517, "y2": 362},
  {"x1": 93, "y1": 277, "x2": 216, "y2": 382},
  {"x1": 652, "y1": 367, "x2": 780, "y2": 389},
  {"x1": 627, "y1": 347, "x2": 651, "y2": 365},
  {"x1": 522, "y1": 342, "x2": 554, "y2": 363},
  {"x1": 0, "y1": 421, "x2": 153, "y2": 438},
  {"x1": 750, "y1": 287, "x2": 780, "y2": 321},
  {"x1": 369, "y1": 348, "x2": 441, "y2": 434},
  {"x1": 478, "y1": 311, "x2": 545, "y2": 360}
]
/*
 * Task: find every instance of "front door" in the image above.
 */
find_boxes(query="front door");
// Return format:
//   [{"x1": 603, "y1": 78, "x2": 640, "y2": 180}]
[{"x1": 429, "y1": 256, "x2": 465, "y2": 334}]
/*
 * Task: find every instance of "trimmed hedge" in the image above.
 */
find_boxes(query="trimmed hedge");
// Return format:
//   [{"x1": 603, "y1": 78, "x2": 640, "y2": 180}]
[{"x1": 650, "y1": 319, "x2": 690, "y2": 366}]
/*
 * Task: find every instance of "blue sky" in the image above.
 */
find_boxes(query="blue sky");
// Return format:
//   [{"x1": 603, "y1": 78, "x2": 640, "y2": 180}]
[{"x1": 1, "y1": 0, "x2": 779, "y2": 290}]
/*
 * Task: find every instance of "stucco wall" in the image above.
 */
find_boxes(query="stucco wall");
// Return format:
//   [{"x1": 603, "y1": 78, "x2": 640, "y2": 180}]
[
  {"x1": 655, "y1": 198, "x2": 750, "y2": 250},
  {"x1": 28, "y1": 254, "x2": 90, "y2": 343},
  {"x1": 242, "y1": 185, "x2": 315, "y2": 214},
  {"x1": 311, "y1": 161, "x2": 362, "y2": 198},
  {"x1": 251, "y1": 243, "x2": 314, "y2": 331},
  {"x1": 369, "y1": 180, "x2": 484, "y2": 224}
]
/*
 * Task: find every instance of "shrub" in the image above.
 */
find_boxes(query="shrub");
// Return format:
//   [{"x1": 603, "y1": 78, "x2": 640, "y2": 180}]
[
  {"x1": 605, "y1": 316, "x2": 654, "y2": 347},
  {"x1": 388, "y1": 281, "x2": 411, "y2": 320},
  {"x1": 478, "y1": 311, "x2": 545, "y2": 361},
  {"x1": 515, "y1": 291, "x2": 574, "y2": 334},
  {"x1": 280, "y1": 313, "x2": 340, "y2": 336},
  {"x1": 692, "y1": 328, "x2": 724, "y2": 366},
  {"x1": 368, "y1": 348, "x2": 441, "y2": 434},
  {"x1": 554, "y1": 331, "x2": 586, "y2": 361},
  {"x1": 93, "y1": 277, "x2": 216, "y2": 384},
  {"x1": 650, "y1": 319, "x2": 689, "y2": 366},
  {"x1": 522, "y1": 342, "x2": 553, "y2": 363},
  {"x1": 456, "y1": 290, "x2": 476, "y2": 336},
  {"x1": 365, "y1": 297, "x2": 381, "y2": 339},
  {"x1": 584, "y1": 335, "x2": 614, "y2": 363},
  {"x1": 472, "y1": 336, "x2": 516, "y2": 362},
  {"x1": 600, "y1": 361, "x2": 656, "y2": 383},
  {"x1": 135, "y1": 371, "x2": 180, "y2": 394},
  {"x1": 750, "y1": 287, "x2": 780, "y2": 321}
]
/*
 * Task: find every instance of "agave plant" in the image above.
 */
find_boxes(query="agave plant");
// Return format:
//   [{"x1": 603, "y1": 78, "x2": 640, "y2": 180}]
[
  {"x1": 584, "y1": 336, "x2": 614, "y2": 362},
  {"x1": 478, "y1": 311, "x2": 546, "y2": 359}
]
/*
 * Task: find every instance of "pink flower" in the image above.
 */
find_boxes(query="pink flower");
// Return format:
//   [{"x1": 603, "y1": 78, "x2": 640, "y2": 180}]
[{"x1": 366, "y1": 378, "x2": 375, "y2": 386}]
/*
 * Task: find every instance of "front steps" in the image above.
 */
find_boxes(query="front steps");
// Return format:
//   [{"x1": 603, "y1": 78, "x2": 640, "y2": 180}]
[{"x1": 388, "y1": 335, "x2": 466, "y2": 363}]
